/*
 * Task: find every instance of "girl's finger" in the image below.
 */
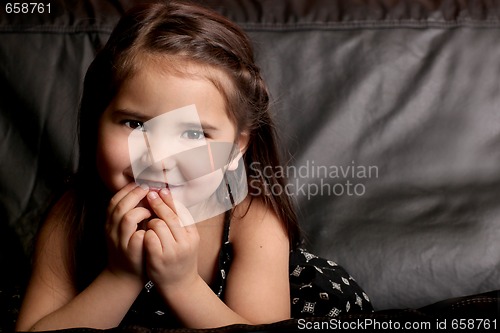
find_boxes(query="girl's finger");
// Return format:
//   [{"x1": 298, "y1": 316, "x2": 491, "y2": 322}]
[
  {"x1": 147, "y1": 191, "x2": 189, "y2": 242},
  {"x1": 144, "y1": 226, "x2": 166, "y2": 256},
  {"x1": 118, "y1": 207, "x2": 151, "y2": 246},
  {"x1": 146, "y1": 218, "x2": 176, "y2": 252},
  {"x1": 108, "y1": 184, "x2": 149, "y2": 225},
  {"x1": 107, "y1": 185, "x2": 149, "y2": 241},
  {"x1": 147, "y1": 191, "x2": 180, "y2": 224},
  {"x1": 158, "y1": 189, "x2": 195, "y2": 228},
  {"x1": 107, "y1": 183, "x2": 139, "y2": 216},
  {"x1": 107, "y1": 206, "x2": 149, "y2": 247},
  {"x1": 128, "y1": 229, "x2": 146, "y2": 260},
  {"x1": 159, "y1": 188, "x2": 176, "y2": 213}
]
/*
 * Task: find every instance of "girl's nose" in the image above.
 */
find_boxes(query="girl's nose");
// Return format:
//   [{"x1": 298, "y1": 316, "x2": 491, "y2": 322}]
[
  {"x1": 145, "y1": 156, "x2": 176, "y2": 173},
  {"x1": 140, "y1": 148, "x2": 154, "y2": 163},
  {"x1": 161, "y1": 156, "x2": 176, "y2": 170}
]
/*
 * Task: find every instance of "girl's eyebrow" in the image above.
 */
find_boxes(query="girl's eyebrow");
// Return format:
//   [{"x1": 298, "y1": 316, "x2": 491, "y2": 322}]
[
  {"x1": 179, "y1": 121, "x2": 219, "y2": 131},
  {"x1": 112, "y1": 109, "x2": 150, "y2": 122}
]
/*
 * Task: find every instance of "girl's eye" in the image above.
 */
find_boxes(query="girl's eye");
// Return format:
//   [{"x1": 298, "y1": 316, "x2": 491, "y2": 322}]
[
  {"x1": 124, "y1": 120, "x2": 145, "y2": 131},
  {"x1": 181, "y1": 130, "x2": 206, "y2": 140}
]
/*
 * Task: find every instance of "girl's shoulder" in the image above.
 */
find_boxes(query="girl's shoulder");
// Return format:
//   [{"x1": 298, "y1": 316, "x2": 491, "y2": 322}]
[{"x1": 229, "y1": 196, "x2": 289, "y2": 250}]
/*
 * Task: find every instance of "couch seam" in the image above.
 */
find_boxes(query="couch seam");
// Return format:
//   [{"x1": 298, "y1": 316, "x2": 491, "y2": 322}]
[
  {"x1": 237, "y1": 20, "x2": 500, "y2": 31},
  {"x1": 0, "y1": 25, "x2": 115, "y2": 34},
  {"x1": 450, "y1": 297, "x2": 499, "y2": 311},
  {"x1": 2, "y1": 18, "x2": 500, "y2": 35}
]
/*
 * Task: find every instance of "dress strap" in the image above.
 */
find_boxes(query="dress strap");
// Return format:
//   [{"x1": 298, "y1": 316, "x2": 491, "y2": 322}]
[
  {"x1": 222, "y1": 209, "x2": 232, "y2": 245},
  {"x1": 213, "y1": 209, "x2": 233, "y2": 299}
]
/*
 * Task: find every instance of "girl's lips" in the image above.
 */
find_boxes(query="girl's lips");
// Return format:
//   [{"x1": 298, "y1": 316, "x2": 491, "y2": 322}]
[
  {"x1": 137, "y1": 179, "x2": 167, "y2": 189},
  {"x1": 135, "y1": 179, "x2": 183, "y2": 190}
]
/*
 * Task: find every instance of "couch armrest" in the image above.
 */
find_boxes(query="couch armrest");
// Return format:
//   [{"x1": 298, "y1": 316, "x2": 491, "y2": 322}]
[{"x1": 6, "y1": 289, "x2": 499, "y2": 332}]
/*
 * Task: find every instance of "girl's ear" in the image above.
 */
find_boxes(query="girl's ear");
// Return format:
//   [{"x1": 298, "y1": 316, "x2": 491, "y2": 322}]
[
  {"x1": 227, "y1": 151, "x2": 243, "y2": 171},
  {"x1": 237, "y1": 131, "x2": 249, "y2": 154},
  {"x1": 227, "y1": 131, "x2": 249, "y2": 171}
]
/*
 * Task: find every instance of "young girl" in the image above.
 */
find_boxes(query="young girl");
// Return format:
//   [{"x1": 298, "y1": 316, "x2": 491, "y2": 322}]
[{"x1": 16, "y1": 1, "x2": 371, "y2": 330}]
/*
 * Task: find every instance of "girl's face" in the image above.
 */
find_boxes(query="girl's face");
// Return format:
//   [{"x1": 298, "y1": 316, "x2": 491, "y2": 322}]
[{"x1": 96, "y1": 60, "x2": 245, "y2": 210}]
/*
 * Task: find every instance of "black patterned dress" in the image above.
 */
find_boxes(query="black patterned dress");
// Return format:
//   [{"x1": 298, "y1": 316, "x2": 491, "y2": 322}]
[{"x1": 289, "y1": 248, "x2": 373, "y2": 318}]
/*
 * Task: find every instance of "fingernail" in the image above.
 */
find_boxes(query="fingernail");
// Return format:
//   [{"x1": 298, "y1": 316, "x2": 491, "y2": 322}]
[
  {"x1": 160, "y1": 188, "x2": 169, "y2": 196},
  {"x1": 140, "y1": 183, "x2": 149, "y2": 191},
  {"x1": 148, "y1": 191, "x2": 158, "y2": 200}
]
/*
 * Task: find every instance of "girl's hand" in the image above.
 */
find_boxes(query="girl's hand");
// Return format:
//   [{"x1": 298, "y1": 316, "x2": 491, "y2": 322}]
[
  {"x1": 105, "y1": 183, "x2": 151, "y2": 279},
  {"x1": 144, "y1": 189, "x2": 200, "y2": 292}
]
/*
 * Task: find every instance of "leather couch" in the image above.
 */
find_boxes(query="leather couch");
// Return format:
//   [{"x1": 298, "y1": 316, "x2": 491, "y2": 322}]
[{"x1": 1, "y1": 0, "x2": 499, "y2": 332}]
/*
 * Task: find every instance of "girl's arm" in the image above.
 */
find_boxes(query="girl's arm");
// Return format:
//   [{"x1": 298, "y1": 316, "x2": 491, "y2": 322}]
[
  {"x1": 145, "y1": 190, "x2": 290, "y2": 328},
  {"x1": 16, "y1": 184, "x2": 149, "y2": 331},
  {"x1": 220, "y1": 198, "x2": 291, "y2": 323},
  {"x1": 17, "y1": 263, "x2": 144, "y2": 331}
]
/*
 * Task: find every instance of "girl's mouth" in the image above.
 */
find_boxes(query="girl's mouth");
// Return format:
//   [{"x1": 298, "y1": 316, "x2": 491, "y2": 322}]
[
  {"x1": 135, "y1": 179, "x2": 182, "y2": 191},
  {"x1": 137, "y1": 179, "x2": 167, "y2": 190}
]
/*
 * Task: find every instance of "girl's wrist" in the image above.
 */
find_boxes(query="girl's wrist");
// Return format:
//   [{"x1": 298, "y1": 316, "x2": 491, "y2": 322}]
[
  {"x1": 156, "y1": 274, "x2": 204, "y2": 302},
  {"x1": 102, "y1": 267, "x2": 145, "y2": 293}
]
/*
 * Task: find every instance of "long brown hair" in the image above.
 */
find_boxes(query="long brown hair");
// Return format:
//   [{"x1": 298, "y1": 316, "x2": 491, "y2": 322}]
[{"x1": 69, "y1": 0, "x2": 301, "y2": 290}]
